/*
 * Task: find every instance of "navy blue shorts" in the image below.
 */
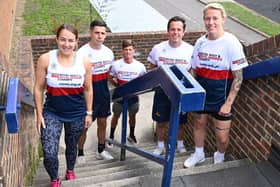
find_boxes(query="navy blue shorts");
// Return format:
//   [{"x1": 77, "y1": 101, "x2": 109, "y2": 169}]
[
  {"x1": 93, "y1": 99, "x2": 111, "y2": 121},
  {"x1": 152, "y1": 89, "x2": 188, "y2": 124}
]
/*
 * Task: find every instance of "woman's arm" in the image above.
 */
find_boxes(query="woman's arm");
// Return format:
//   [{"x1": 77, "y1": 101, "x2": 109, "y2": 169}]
[
  {"x1": 33, "y1": 53, "x2": 49, "y2": 134},
  {"x1": 219, "y1": 69, "x2": 243, "y2": 115}
]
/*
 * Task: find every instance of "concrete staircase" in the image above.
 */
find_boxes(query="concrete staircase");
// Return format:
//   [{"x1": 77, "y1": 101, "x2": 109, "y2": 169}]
[{"x1": 32, "y1": 142, "x2": 251, "y2": 187}]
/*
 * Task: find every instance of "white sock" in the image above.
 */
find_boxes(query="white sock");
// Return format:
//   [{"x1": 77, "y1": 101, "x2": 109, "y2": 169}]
[
  {"x1": 195, "y1": 147, "x2": 204, "y2": 156},
  {"x1": 177, "y1": 140, "x2": 184, "y2": 148},
  {"x1": 157, "y1": 141, "x2": 165, "y2": 149},
  {"x1": 216, "y1": 151, "x2": 225, "y2": 159}
]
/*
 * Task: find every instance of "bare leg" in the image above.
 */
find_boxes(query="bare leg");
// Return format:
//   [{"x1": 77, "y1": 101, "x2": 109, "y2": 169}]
[
  {"x1": 109, "y1": 113, "x2": 120, "y2": 140},
  {"x1": 111, "y1": 113, "x2": 120, "y2": 129},
  {"x1": 78, "y1": 128, "x2": 88, "y2": 151},
  {"x1": 157, "y1": 122, "x2": 168, "y2": 142},
  {"x1": 97, "y1": 117, "x2": 107, "y2": 145},
  {"x1": 193, "y1": 113, "x2": 208, "y2": 147},
  {"x1": 177, "y1": 125, "x2": 184, "y2": 140},
  {"x1": 213, "y1": 118, "x2": 231, "y2": 153},
  {"x1": 128, "y1": 112, "x2": 136, "y2": 129}
]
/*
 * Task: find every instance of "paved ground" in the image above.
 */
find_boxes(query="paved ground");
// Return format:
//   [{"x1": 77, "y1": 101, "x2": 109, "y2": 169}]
[
  {"x1": 143, "y1": 0, "x2": 267, "y2": 44},
  {"x1": 235, "y1": 0, "x2": 280, "y2": 23}
]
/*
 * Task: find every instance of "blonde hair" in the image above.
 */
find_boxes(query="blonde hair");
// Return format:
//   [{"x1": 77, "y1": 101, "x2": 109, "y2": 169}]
[{"x1": 203, "y1": 3, "x2": 227, "y2": 18}]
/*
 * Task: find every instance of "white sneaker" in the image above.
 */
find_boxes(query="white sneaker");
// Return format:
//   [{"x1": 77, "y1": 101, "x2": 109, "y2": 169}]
[
  {"x1": 76, "y1": 155, "x2": 86, "y2": 165},
  {"x1": 153, "y1": 147, "x2": 165, "y2": 156},
  {"x1": 183, "y1": 153, "x2": 205, "y2": 168},
  {"x1": 96, "y1": 150, "x2": 114, "y2": 160},
  {"x1": 177, "y1": 147, "x2": 187, "y2": 153},
  {"x1": 214, "y1": 151, "x2": 224, "y2": 164}
]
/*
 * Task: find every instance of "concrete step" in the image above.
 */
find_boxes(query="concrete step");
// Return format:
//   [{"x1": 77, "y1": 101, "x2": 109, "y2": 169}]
[
  {"x1": 33, "y1": 142, "x2": 249, "y2": 187},
  {"x1": 34, "y1": 157, "x2": 249, "y2": 186},
  {"x1": 34, "y1": 152, "x2": 191, "y2": 185},
  {"x1": 72, "y1": 159, "x2": 251, "y2": 187},
  {"x1": 36, "y1": 142, "x2": 192, "y2": 172}
]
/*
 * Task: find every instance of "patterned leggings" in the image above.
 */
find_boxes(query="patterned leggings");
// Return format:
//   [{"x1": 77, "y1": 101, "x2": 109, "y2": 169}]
[{"x1": 41, "y1": 112, "x2": 85, "y2": 180}]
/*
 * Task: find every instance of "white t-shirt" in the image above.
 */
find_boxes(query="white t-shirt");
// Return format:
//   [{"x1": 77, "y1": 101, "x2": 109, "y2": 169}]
[
  {"x1": 191, "y1": 32, "x2": 248, "y2": 72},
  {"x1": 77, "y1": 43, "x2": 114, "y2": 76},
  {"x1": 77, "y1": 43, "x2": 114, "y2": 103},
  {"x1": 147, "y1": 40, "x2": 193, "y2": 72},
  {"x1": 110, "y1": 58, "x2": 146, "y2": 85},
  {"x1": 191, "y1": 32, "x2": 248, "y2": 112}
]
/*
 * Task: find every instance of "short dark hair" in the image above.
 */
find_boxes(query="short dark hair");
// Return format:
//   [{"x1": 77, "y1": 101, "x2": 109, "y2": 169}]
[
  {"x1": 122, "y1": 39, "x2": 135, "y2": 49},
  {"x1": 167, "y1": 16, "x2": 186, "y2": 31},
  {"x1": 56, "y1": 24, "x2": 78, "y2": 39},
  {"x1": 90, "y1": 19, "x2": 107, "y2": 30}
]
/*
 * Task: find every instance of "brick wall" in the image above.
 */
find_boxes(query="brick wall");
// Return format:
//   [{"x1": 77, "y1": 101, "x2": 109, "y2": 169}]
[
  {"x1": 31, "y1": 32, "x2": 205, "y2": 68},
  {"x1": 232, "y1": 35, "x2": 280, "y2": 161},
  {"x1": 0, "y1": 38, "x2": 37, "y2": 187},
  {"x1": 0, "y1": 0, "x2": 17, "y2": 73},
  {"x1": 0, "y1": 1, "x2": 36, "y2": 187},
  {"x1": 0, "y1": 1, "x2": 38, "y2": 186},
  {"x1": 0, "y1": 55, "x2": 9, "y2": 75},
  {"x1": 0, "y1": 0, "x2": 17, "y2": 58},
  {"x1": 30, "y1": 32, "x2": 279, "y2": 164}
]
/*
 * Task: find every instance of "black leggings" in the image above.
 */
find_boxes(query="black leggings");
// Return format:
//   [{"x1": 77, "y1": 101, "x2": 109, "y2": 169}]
[{"x1": 41, "y1": 112, "x2": 84, "y2": 180}]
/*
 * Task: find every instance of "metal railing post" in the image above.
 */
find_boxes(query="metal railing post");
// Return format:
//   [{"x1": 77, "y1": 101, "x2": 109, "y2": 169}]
[
  {"x1": 162, "y1": 105, "x2": 180, "y2": 187},
  {"x1": 120, "y1": 98, "x2": 128, "y2": 161}
]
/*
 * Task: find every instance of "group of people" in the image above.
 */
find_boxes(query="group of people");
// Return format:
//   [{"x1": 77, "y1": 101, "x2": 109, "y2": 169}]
[{"x1": 34, "y1": 3, "x2": 248, "y2": 187}]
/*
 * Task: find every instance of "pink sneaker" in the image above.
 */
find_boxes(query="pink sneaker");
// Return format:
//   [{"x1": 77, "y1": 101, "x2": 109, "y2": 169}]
[
  {"x1": 50, "y1": 178, "x2": 61, "y2": 187},
  {"x1": 65, "y1": 170, "x2": 76, "y2": 180}
]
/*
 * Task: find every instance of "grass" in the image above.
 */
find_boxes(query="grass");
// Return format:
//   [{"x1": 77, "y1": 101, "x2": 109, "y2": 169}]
[
  {"x1": 23, "y1": 0, "x2": 101, "y2": 36},
  {"x1": 221, "y1": 2, "x2": 280, "y2": 36}
]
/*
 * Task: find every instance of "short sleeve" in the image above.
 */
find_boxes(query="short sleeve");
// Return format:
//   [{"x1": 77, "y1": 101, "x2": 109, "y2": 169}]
[
  {"x1": 228, "y1": 35, "x2": 248, "y2": 71},
  {"x1": 191, "y1": 40, "x2": 201, "y2": 69},
  {"x1": 147, "y1": 45, "x2": 158, "y2": 65}
]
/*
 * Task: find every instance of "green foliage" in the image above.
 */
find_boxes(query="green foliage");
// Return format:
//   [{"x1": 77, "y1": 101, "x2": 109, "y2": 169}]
[
  {"x1": 38, "y1": 142, "x2": 43, "y2": 158},
  {"x1": 25, "y1": 143, "x2": 41, "y2": 186},
  {"x1": 221, "y1": 2, "x2": 280, "y2": 36},
  {"x1": 23, "y1": 0, "x2": 101, "y2": 35}
]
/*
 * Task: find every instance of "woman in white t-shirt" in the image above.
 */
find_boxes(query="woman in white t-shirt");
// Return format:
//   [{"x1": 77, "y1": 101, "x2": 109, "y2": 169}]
[
  {"x1": 34, "y1": 24, "x2": 92, "y2": 186},
  {"x1": 184, "y1": 3, "x2": 248, "y2": 168}
]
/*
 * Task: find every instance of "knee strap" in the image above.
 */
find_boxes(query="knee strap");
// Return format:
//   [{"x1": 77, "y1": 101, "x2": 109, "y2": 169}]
[{"x1": 215, "y1": 126, "x2": 230, "y2": 131}]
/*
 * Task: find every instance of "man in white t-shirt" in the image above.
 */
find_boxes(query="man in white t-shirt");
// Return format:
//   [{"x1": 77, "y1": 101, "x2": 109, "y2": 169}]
[
  {"x1": 108, "y1": 39, "x2": 146, "y2": 146},
  {"x1": 77, "y1": 20, "x2": 114, "y2": 162},
  {"x1": 147, "y1": 16, "x2": 194, "y2": 156}
]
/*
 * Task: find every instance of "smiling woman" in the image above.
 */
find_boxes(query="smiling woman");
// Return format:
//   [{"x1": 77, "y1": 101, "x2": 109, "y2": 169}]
[
  {"x1": 183, "y1": 3, "x2": 249, "y2": 168},
  {"x1": 33, "y1": 24, "x2": 93, "y2": 186}
]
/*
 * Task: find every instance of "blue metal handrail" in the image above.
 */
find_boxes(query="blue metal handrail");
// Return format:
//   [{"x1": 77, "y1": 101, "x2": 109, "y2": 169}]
[
  {"x1": 107, "y1": 65, "x2": 206, "y2": 187},
  {"x1": 4, "y1": 78, "x2": 34, "y2": 133},
  {"x1": 243, "y1": 56, "x2": 280, "y2": 80}
]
